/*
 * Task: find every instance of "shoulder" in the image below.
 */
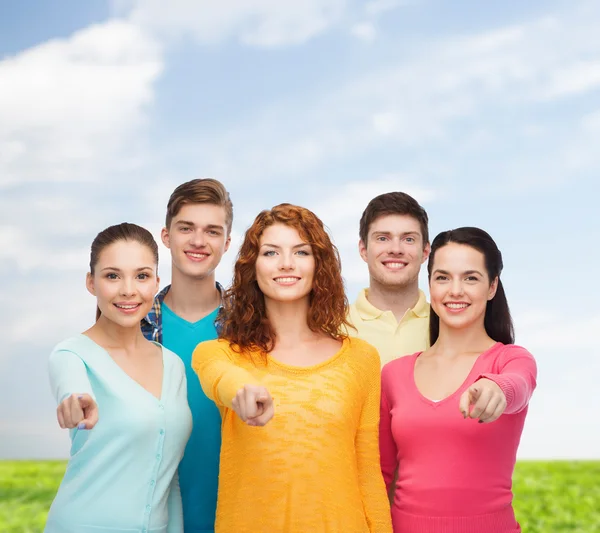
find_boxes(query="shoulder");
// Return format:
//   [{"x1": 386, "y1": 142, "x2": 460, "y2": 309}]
[
  {"x1": 381, "y1": 352, "x2": 419, "y2": 383},
  {"x1": 49, "y1": 335, "x2": 88, "y2": 360},
  {"x1": 158, "y1": 344, "x2": 184, "y2": 370},
  {"x1": 346, "y1": 336, "x2": 379, "y2": 362},
  {"x1": 192, "y1": 338, "x2": 236, "y2": 358},
  {"x1": 493, "y1": 343, "x2": 536, "y2": 364}
]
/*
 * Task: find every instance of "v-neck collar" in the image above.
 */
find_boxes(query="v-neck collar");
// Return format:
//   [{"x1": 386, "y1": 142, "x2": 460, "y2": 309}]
[{"x1": 80, "y1": 334, "x2": 167, "y2": 402}]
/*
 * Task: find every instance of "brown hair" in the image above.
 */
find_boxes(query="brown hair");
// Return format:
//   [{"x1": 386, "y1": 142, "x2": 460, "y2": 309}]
[
  {"x1": 165, "y1": 178, "x2": 233, "y2": 234},
  {"x1": 90, "y1": 222, "x2": 159, "y2": 320},
  {"x1": 359, "y1": 192, "x2": 429, "y2": 247},
  {"x1": 218, "y1": 203, "x2": 350, "y2": 354}
]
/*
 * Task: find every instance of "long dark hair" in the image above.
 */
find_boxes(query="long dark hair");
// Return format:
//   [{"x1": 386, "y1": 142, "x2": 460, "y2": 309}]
[
  {"x1": 90, "y1": 223, "x2": 159, "y2": 320},
  {"x1": 427, "y1": 227, "x2": 514, "y2": 345}
]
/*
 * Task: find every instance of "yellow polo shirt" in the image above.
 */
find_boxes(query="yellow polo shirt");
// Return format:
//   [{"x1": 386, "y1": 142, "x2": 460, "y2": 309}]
[{"x1": 348, "y1": 289, "x2": 430, "y2": 366}]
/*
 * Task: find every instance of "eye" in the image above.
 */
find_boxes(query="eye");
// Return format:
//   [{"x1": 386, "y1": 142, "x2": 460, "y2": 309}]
[
  {"x1": 208, "y1": 230, "x2": 220, "y2": 236},
  {"x1": 434, "y1": 275, "x2": 448, "y2": 281},
  {"x1": 465, "y1": 276, "x2": 479, "y2": 282},
  {"x1": 137, "y1": 272, "x2": 150, "y2": 280},
  {"x1": 296, "y1": 249, "x2": 311, "y2": 256},
  {"x1": 376, "y1": 236, "x2": 388, "y2": 242},
  {"x1": 405, "y1": 237, "x2": 415, "y2": 244},
  {"x1": 106, "y1": 273, "x2": 118, "y2": 280},
  {"x1": 180, "y1": 226, "x2": 191, "y2": 233},
  {"x1": 263, "y1": 250, "x2": 277, "y2": 257}
]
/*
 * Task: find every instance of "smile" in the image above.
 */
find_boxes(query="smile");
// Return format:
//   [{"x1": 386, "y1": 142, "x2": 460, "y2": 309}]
[
  {"x1": 186, "y1": 251, "x2": 209, "y2": 261},
  {"x1": 273, "y1": 277, "x2": 301, "y2": 285},
  {"x1": 444, "y1": 302, "x2": 469, "y2": 311},
  {"x1": 114, "y1": 303, "x2": 142, "y2": 313},
  {"x1": 382, "y1": 262, "x2": 407, "y2": 270}
]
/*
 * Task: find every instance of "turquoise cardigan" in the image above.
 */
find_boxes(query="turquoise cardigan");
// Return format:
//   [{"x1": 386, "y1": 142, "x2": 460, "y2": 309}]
[{"x1": 45, "y1": 334, "x2": 192, "y2": 533}]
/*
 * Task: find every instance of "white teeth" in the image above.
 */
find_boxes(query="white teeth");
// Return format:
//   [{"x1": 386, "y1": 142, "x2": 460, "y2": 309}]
[
  {"x1": 385, "y1": 263, "x2": 405, "y2": 268},
  {"x1": 446, "y1": 303, "x2": 468, "y2": 309},
  {"x1": 116, "y1": 304, "x2": 138, "y2": 309},
  {"x1": 274, "y1": 277, "x2": 299, "y2": 283},
  {"x1": 187, "y1": 252, "x2": 207, "y2": 258}
]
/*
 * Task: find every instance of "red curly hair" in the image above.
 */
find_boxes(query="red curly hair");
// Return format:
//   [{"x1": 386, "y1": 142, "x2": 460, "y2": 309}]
[{"x1": 218, "y1": 203, "x2": 350, "y2": 354}]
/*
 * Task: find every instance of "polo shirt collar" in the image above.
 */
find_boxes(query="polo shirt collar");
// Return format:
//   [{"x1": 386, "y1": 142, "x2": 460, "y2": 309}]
[{"x1": 355, "y1": 288, "x2": 429, "y2": 320}]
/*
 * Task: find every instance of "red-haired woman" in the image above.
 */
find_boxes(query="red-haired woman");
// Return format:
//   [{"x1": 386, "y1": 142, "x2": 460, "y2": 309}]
[{"x1": 192, "y1": 204, "x2": 392, "y2": 533}]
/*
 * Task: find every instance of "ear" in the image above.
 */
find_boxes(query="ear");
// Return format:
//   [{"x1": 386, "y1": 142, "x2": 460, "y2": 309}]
[
  {"x1": 86, "y1": 272, "x2": 96, "y2": 296},
  {"x1": 224, "y1": 233, "x2": 232, "y2": 252},
  {"x1": 358, "y1": 239, "x2": 368, "y2": 263},
  {"x1": 154, "y1": 274, "x2": 161, "y2": 294},
  {"x1": 488, "y1": 276, "x2": 499, "y2": 300},
  {"x1": 421, "y1": 242, "x2": 431, "y2": 264},
  {"x1": 161, "y1": 226, "x2": 171, "y2": 249}
]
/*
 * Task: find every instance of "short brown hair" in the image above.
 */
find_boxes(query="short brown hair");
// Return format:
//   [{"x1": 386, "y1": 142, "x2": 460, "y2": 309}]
[
  {"x1": 165, "y1": 178, "x2": 233, "y2": 233},
  {"x1": 359, "y1": 192, "x2": 429, "y2": 247},
  {"x1": 218, "y1": 203, "x2": 350, "y2": 354}
]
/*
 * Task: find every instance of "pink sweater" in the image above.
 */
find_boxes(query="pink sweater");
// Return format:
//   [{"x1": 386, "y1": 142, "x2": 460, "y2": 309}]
[{"x1": 380, "y1": 343, "x2": 537, "y2": 533}]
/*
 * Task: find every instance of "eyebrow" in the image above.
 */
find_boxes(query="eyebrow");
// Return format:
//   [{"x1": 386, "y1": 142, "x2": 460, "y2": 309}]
[
  {"x1": 260, "y1": 243, "x2": 310, "y2": 249},
  {"x1": 433, "y1": 269, "x2": 484, "y2": 276},
  {"x1": 100, "y1": 266, "x2": 154, "y2": 272},
  {"x1": 175, "y1": 220, "x2": 225, "y2": 230},
  {"x1": 372, "y1": 231, "x2": 420, "y2": 237}
]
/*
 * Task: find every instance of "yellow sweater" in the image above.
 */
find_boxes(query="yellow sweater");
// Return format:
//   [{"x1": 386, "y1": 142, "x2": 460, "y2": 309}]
[{"x1": 192, "y1": 337, "x2": 392, "y2": 533}]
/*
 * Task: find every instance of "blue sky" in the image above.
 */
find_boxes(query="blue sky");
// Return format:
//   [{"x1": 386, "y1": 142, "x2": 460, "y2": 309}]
[{"x1": 0, "y1": 0, "x2": 598, "y2": 459}]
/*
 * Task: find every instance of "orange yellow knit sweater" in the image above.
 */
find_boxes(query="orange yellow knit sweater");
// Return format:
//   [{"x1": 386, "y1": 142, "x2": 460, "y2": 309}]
[{"x1": 192, "y1": 336, "x2": 392, "y2": 533}]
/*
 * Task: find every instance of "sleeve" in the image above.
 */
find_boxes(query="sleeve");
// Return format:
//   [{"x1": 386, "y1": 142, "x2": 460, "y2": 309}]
[
  {"x1": 477, "y1": 345, "x2": 537, "y2": 414},
  {"x1": 379, "y1": 365, "x2": 398, "y2": 494},
  {"x1": 166, "y1": 471, "x2": 184, "y2": 533},
  {"x1": 191, "y1": 341, "x2": 260, "y2": 409},
  {"x1": 355, "y1": 345, "x2": 393, "y2": 533},
  {"x1": 48, "y1": 348, "x2": 95, "y2": 404}
]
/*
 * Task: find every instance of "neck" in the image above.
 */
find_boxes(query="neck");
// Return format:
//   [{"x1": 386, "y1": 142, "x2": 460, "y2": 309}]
[
  {"x1": 367, "y1": 279, "x2": 421, "y2": 322},
  {"x1": 87, "y1": 317, "x2": 146, "y2": 352},
  {"x1": 164, "y1": 267, "x2": 220, "y2": 319},
  {"x1": 431, "y1": 319, "x2": 495, "y2": 357},
  {"x1": 264, "y1": 297, "x2": 319, "y2": 348}
]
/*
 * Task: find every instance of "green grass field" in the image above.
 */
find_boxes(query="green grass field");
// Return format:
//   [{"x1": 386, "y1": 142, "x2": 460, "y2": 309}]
[{"x1": 1, "y1": 460, "x2": 598, "y2": 532}]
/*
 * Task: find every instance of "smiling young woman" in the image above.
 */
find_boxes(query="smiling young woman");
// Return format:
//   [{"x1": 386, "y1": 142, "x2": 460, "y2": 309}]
[
  {"x1": 379, "y1": 227, "x2": 537, "y2": 533},
  {"x1": 45, "y1": 223, "x2": 192, "y2": 533},
  {"x1": 192, "y1": 204, "x2": 392, "y2": 533}
]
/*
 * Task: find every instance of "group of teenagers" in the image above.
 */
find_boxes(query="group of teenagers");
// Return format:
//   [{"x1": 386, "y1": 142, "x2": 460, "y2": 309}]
[{"x1": 44, "y1": 178, "x2": 537, "y2": 533}]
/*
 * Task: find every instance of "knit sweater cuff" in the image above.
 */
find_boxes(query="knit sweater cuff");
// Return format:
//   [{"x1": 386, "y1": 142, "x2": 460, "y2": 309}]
[{"x1": 478, "y1": 373, "x2": 515, "y2": 410}]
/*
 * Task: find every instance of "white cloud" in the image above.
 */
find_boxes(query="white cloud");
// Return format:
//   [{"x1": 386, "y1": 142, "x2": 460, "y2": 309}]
[
  {"x1": 351, "y1": 22, "x2": 377, "y2": 42},
  {"x1": 120, "y1": 0, "x2": 347, "y2": 47},
  {"x1": 0, "y1": 19, "x2": 162, "y2": 188},
  {"x1": 365, "y1": 0, "x2": 408, "y2": 16}
]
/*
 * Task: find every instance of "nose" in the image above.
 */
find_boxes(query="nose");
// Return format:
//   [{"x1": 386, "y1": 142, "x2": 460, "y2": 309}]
[
  {"x1": 120, "y1": 278, "x2": 137, "y2": 297},
  {"x1": 387, "y1": 237, "x2": 404, "y2": 255},
  {"x1": 449, "y1": 278, "x2": 464, "y2": 296},
  {"x1": 190, "y1": 230, "x2": 206, "y2": 247},
  {"x1": 278, "y1": 251, "x2": 295, "y2": 271}
]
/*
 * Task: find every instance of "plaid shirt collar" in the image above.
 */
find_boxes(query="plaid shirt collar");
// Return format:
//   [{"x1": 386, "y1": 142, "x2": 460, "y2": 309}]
[{"x1": 141, "y1": 282, "x2": 224, "y2": 344}]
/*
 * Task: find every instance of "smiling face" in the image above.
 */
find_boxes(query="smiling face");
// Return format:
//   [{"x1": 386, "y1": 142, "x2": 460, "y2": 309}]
[
  {"x1": 429, "y1": 242, "x2": 498, "y2": 333},
  {"x1": 86, "y1": 240, "x2": 160, "y2": 327},
  {"x1": 359, "y1": 214, "x2": 430, "y2": 290},
  {"x1": 255, "y1": 223, "x2": 315, "y2": 305},
  {"x1": 161, "y1": 203, "x2": 231, "y2": 281}
]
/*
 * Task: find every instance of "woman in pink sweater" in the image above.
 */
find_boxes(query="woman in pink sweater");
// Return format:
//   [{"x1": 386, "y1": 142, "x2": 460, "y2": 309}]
[{"x1": 380, "y1": 227, "x2": 537, "y2": 533}]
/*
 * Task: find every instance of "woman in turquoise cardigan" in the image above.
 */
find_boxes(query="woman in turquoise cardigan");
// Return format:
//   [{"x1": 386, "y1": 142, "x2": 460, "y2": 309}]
[{"x1": 45, "y1": 223, "x2": 192, "y2": 533}]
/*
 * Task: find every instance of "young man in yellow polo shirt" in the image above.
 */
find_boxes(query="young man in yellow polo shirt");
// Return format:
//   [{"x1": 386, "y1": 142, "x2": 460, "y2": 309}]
[{"x1": 348, "y1": 192, "x2": 431, "y2": 365}]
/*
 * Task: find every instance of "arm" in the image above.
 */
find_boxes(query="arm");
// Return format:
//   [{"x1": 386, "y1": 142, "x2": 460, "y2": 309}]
[
  {"x1": 379, "y1": 370, "x2": 398, "y2": 495},
  {"x1": 48, "y1": 348, "x2": 94, "y2": 404},
  {"x1": 166, "y1": 471, "x2": 183, "y2": 533},
  {"x1": 49, "y1": 347, "x2": 99, "y2": 430},
  {"x1": 478, "y1": 345, "x2": 537, "y2": 414},
  {"x1": 191, "y1": 341, "x2": 260, "y2": 409},
  {"x1": 355, "y1": 347, "x2": 393, "y2": 533}
]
